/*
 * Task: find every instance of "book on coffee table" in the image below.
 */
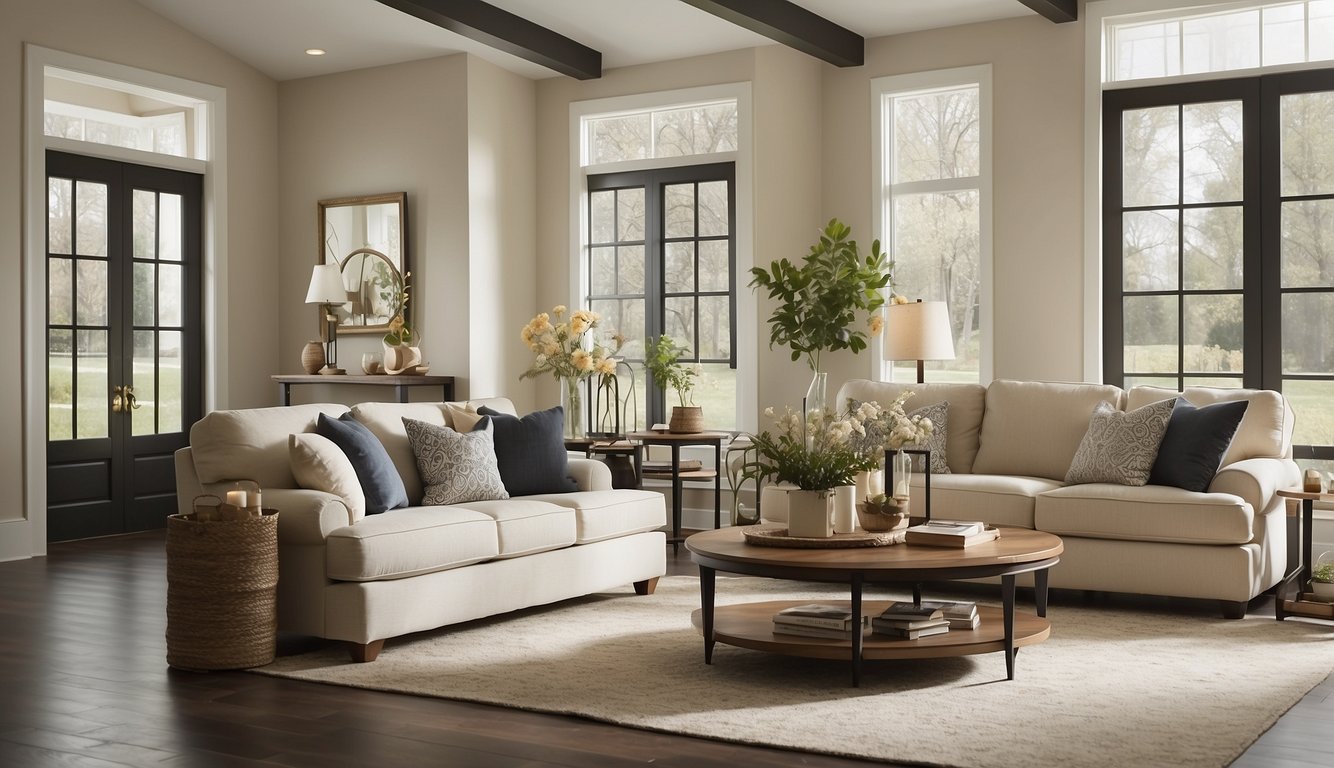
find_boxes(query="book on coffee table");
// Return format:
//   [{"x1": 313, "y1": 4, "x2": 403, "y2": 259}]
[
  {"x1": 771, "y1": 621, "x2": 872, "y2": 639},
  {"x1": 773, "y1": 603, "x2": 868, "y2": 630},
  {"x1": 871, "y1": 618, "x2": 950, "y2": 639},
  {"x1": 878, "y1": 601, "x2": 944, "y2": 620},
  {"x1": 905, "y1": 521, "x2": 999, "y2": 547}
]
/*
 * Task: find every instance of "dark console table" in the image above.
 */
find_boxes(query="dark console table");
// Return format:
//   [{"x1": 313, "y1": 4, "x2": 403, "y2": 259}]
[{"x1": 272, "y1": 374, "x2": 456, "y2": 405}]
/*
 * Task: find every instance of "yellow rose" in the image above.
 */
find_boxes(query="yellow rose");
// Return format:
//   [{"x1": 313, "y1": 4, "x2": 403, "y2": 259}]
[
  {"x1": 571, "y1": 349, "x2": 594, "y2": 372},
  {"x1": 868, "y1": 315, "x2": 884, "y2": 335}
]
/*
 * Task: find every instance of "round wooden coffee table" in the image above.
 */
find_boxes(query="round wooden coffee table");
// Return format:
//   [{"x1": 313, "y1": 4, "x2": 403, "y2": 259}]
[{"x1": 685, "y1": 525, "x2": 1063, "y2": 686}]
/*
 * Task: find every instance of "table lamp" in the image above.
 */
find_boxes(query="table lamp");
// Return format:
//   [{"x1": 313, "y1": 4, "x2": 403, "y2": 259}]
[
  {"x1": 883, "y1": 299, "x2": 955, "y2": 383},
  {"x1": 306, "y1": 263, "x2": 348, "y2": 375}
]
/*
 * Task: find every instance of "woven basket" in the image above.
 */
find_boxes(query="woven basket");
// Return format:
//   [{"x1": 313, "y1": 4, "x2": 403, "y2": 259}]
[{"x1": 166, "y1": 510, "x2": 279, "y2": 671}]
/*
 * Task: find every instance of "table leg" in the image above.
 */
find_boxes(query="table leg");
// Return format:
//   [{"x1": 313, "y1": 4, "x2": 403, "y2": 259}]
[
  {"x1": 394, "y1": 384, "x2": 409, "y2": 403},
  {"x1": 670, "y1": 443, "x2": 683, "y2": 551},
  {"x1": 700, "y1": 566, "x2": 716, "y2": 664},
  {"x1": 280, "y1": 383, "x2": 292, "y2": 406},
  {"x1": 851, "y1": 574, "x2": 864, "y2": 688},
  {"x1": 1035, "y1": 567, "x2": 1050, "y2": 618},
  {"x1": 713, "y1": 441, "x2": 722, "y2": 530},
  {"x1": 1002, "y1": 574, "x2": 1016, "y2": 681},
  {"x1": 1301, "y1": 499, "x2": 1314, "y2": 587}
]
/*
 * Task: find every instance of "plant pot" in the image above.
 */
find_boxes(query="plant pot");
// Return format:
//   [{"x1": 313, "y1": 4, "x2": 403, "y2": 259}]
[
  {"x1": 787, "y1": 489, "x2": 832, "y2": 538},
  {"x1": 669, "y1": 405, "x2": 703, "y2": 433},
  {"x1": 857, "y1": 500, "x2": 910, "y2": 532},
  {"x1": 1311, "y1": 580, "x2": 1334, "y2": 600}
]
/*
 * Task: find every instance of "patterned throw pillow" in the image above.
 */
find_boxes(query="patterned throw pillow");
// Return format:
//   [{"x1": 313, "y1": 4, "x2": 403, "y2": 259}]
[
  {"x1": 904, "y1": 401, "x2": 950, "y2": 475},
  {"x1": 403, "y1": 418, "x2": 509, "y2": 506},
  {"x1": 1064, "y1": 398, "x2": 1176, "y2": 486}
]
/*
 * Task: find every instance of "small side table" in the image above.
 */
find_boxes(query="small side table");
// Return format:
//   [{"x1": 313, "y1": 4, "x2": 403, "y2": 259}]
[
  {"x1": 628, "y1": 430, "x2": 727, "y2": 548},
  {"x1": 1275, "y1": 488, "x2": 1334, "y2": 622}
]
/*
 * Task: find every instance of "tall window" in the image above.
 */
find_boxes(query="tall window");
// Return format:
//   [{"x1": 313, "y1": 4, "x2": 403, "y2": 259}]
[
  {"x1": 579, "y1": 97, "x2": 742, "y2": 430},
  {"x1": 874, "y1": 67, "x2": 991, "y2": 383}
]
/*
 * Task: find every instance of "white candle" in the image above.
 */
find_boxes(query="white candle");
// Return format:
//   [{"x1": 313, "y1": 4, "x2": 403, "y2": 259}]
[
  {"x1": 868, "y1": 470, "x2": 884, "y2": 498},
  {"x1": 250, "y1": 490, "x2": 262, "y2": 509},
  {"x1": 226, "y1": 490, "x2": 247, "y2": 508}
]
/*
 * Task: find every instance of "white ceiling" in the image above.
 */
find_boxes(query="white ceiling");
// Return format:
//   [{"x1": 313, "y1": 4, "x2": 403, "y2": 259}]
[{"x1": 132, "y1": 0, "x2": 1040, "y2": 82}]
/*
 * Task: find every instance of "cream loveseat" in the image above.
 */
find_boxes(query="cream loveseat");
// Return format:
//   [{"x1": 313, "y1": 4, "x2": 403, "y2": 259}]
[
  {"x1": 174, "y1": 398, "x2": 667, "y2": 661},
  {"x1": 821, "y1": 379, "x2": 1301, "y2": 618}
]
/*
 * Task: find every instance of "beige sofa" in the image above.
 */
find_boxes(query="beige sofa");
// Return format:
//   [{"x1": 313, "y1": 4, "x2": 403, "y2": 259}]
[
  {"x1": 823, "y1": 379, "x2": 1301, "y2": 618},
  {"x1": 174, "y1": 398, "x2": 667, "y2": 661}
]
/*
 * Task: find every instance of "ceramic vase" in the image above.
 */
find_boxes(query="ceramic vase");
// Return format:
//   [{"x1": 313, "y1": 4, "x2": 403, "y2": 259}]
[
  {"x1": 787, "y1": 489, "x2": 832, "y2": 538},
  {"x1": 301, "y1": 341, "x2": 325, "y2": 374},
  {"x1": 832, "y1": 485, "x2": 857, "y2": 534}
]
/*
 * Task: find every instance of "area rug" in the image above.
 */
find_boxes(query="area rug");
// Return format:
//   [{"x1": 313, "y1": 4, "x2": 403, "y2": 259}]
[{"x1": 255, "y1": 576, "x2": 1334, "y2": 767}]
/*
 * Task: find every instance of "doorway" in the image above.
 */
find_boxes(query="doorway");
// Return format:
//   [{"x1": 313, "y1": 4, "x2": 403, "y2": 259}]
[{"x1": 45, "y1": 150, "x2": 202, "y2": 542}]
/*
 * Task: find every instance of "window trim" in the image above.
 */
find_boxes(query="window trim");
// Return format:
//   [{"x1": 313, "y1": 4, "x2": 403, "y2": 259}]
[{"x1": 870, "y1": 65, "x2": 994, "y2": 384}]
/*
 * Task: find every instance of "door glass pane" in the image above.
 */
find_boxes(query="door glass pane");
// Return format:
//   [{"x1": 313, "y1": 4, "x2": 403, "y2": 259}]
[
  {"x1": 48, "y1": 178, "x2": 72, "y2": 255},
  {"x1": 664, "y1": 184, "x2": 695, "y2": 238},
  {"x1": 590, "y1": 190, "x2": 613, "y2": 243},
  {"x1": 892, "y1": 87, "x2": 980, "y2": 183},
  {"x1": 49, "y1": 257, "x2": 72, "y2": 325},
  {"x1": 132, "y1": 330, "x2": 156, "y2": 436},
  {"x1": 1280, "y1": 199, "x2": 1334, "y2": 288},
  {"x1": 1183, "y1": 206, "x2": 1243, "y2": 290},
  {"x1": 1182, "y1": 101, "x2": 1243, "y2": 203},
  {"x1": 158, "y1": 330, "x2": 182, "y2": 434},
  {"x1": 133, "y1": 190, "x2": 155, "y2": 259},
  {"x1": 133, "y1": 262, "x2": 155, "y2": 326},
  {"x1": 1281, "y1": 91, "x2": 1334, "y2": 196},
  {"x1": 1282, "y1": 293, "x2": 1334, "y2": 374},
  {"x1": 590, "y1": 246, "x2": 615, "y2": 295},
  {"x1": 75, "y1": 181, "x2": 107, "y2": 256},
  {"x1": 617, "y1": 188, "x2": 644, "y2": 241},
  {"x1": 159, "y1": 193, "x2": 182, "y2": 262},
  {"x1": 664, "y1": 296, "x2": 695, "y2": 347},
  {"x1": 697, "y1": 181, "x2": 729, "y2": 236},
  {"x1": 76, "y1": 259, "x2": 108, "y2": 326},
  {"x1": 48, "y1": 329, "x2": 73, "y2": 441},
  {"x1": 1123, "y1": 106, "x2": 1180, "y2": 207},
  {"x1": 158, "y1": 264, "x2": 182, "y2": 327},
  {"x1": 697, "y1": 295, "x2": 731, "y2": 359},
  {"x1": 617, "y1": 246, "x2": 644, "y2": 295},
  {"x1": 1123, "y1": 210, "x2": 1179, "y2": 291},
  {"x1": 1123, "y1": 295, "x2": 1179, "y2": 373},
  {"x1": 699, "y1": 240, "x2": 729, "y2": 291},
  {"x1": 1183, "y1": 294, "x2": 1243, "y2": 373},
  {"x1": 665, "y1": 242, "x2": 694, "y2": 294},
  {"x1": 76, "y1": 329, "x2": 108, "y2": 439},
  {"x1": 1284, "y1": 378, "x2": 1334, "y2": 448}
]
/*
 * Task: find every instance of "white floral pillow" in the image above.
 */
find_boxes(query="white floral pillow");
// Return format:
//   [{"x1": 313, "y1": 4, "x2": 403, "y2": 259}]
[{"x1": 403, "y1": 417, "x2": 509, "y2": 505}]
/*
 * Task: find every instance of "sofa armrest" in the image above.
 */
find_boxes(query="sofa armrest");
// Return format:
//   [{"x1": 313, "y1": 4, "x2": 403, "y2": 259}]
[
  {"x1": 265, "y1": 487, "x2": 356, "y2": 545},
  {"x1": 568, "y1": 457, "x2": 613, "y2": 491},
  {"x1": 1209, "y1": 457, "x2": 1302, "y2": 516}
]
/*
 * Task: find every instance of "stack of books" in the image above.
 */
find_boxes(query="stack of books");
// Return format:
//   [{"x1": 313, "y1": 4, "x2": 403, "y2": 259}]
[
  {"x1": 917, "y1": 600, "x2": 981, "y2": 630},
  {"x1": 642, "y1": 458, "x2": 704, "y2": 473},
  {"x1": 904, "y1": 520, "x2": 1000, "y2": 547},
  {"x1": 871, "y1": 602, "x2": 951, "y2": 639},
  {"x1": 771, "y1": 603, "x2": 869, "y2": 639}
]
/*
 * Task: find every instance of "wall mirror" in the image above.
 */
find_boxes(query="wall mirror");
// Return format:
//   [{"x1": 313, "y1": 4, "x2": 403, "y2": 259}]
[{"x1": 317, "y1": 192, "x2": 407, "y2": 334}]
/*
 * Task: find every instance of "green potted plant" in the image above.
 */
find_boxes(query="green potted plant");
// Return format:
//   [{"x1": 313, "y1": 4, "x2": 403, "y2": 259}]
[
  {"x1": 644, "y1": 334, "x2": 700, "y2": 433},
  {"x1": 1311, "y1": 556, "x2": 1334, "y2": 600},
  {"x1": 749, "y1": 218, "x2": 892, "y2": 413}
]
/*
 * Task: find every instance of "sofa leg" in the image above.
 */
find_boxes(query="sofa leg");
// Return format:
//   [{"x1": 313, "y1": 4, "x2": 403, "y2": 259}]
[
  {"x1": 347, "y1": 639, "x2": 385, "y2": 662},
  {"x1": 634, "y1": 577, "x2": 659, "y2": 596},
  {"x1": 1219, "y1": 600, "x2": 1247, "y2": 620}
]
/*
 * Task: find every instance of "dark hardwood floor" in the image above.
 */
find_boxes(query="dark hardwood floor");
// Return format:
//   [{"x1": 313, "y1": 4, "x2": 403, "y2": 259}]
[{"x1": 0, "y1": 531, "x2": 1330, "y2": 767}]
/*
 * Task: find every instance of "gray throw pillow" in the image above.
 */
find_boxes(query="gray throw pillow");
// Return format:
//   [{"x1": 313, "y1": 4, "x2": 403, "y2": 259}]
[
  {"x1": 1065, "y1": 398, "x2": 1176, "y2": 486},
  {"x1": 403, "y1": 418, "x2": 509, "y2": 505},
  {"x1": 904, "y1": 401, "x2": 950, "y2": 475},
  {"x1": 316, "y1": 412, "x2": 409, "y2": 514}
]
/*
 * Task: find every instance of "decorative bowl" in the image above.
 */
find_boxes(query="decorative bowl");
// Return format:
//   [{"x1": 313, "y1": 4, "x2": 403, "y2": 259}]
[{"x1": 857, "y1": 501, "x2": 909, "y2": 532}]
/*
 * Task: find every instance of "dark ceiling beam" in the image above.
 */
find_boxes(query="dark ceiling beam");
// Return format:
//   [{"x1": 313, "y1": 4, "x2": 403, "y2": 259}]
[
  {"x1": 373, "y1": 0, "x2": 602, "y2": 79},
  {"x1": 677, "y1": 0, "x2": 863, "y2": 68},
  {"x1": 1016, "y1": 0, "x2": 1078, "y2": 23}
]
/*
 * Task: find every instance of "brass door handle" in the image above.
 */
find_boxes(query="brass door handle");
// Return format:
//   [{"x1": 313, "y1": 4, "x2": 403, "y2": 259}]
[
  {"x1": 112, "y1": 385, "x2": 142, "y2": 413},
  {"x1": 125, "y1": 385, "x2": 142, "y2": 410}
]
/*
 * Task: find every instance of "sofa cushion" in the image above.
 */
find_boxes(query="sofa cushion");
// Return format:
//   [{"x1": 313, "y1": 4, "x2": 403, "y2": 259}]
[
  {"x1": 289, "y1": 433, "x2": 366, "y2": 518},
  {"x1": 972, "y1": 380, "x2": 1124, "y2": 481},
  {"x1": 317, "y1": 413, "x2": 409, "y2": 514},
  {"x1": 449, "y1": 498, "x2": 577, "y2": 557},
  {"x1": 404, "y1": 418, "x2": 509, "y2": 506},
  {"x1": 1149, "y1": 399, "x2": 1249, "y2": 492},
  {"x1": 1065, "y1": 399, "x2": 1175, "y2": 486},
  {"x1": 326, "y1": 507, "x2": 499, "y2": 581},
  {"x1": 1127, "y1": 386, "x2": 1292, "y2": 467},
  {"x1": 190, "y1": 403, "x2": 348, "y2": 488},
  {"x1": 910, "y1": 473, "x2": 1059, "y2": 530},
  {"x1": 837, "y1": 379, "x2": 986, "y2": 472},
  {"x1": 1035, "y1": 484, "x2": 1253, "y2": 545},
  {"x1": 477, "y1": 405, "x2": 579, "y2": 496},
  {"x1": 523, "y1": 489, "x2": 667, "y2": 544}
]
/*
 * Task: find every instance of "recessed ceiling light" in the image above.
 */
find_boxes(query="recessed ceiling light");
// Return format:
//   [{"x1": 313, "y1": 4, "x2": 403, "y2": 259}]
[{"x1": 305, "y1": 48, "x2": 326, "y2": 56}]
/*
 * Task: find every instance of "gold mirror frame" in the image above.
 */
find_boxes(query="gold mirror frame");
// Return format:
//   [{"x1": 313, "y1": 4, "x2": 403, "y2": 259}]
[{"x1": 317, "y1": 192, "x2": 407, "y2": 334}]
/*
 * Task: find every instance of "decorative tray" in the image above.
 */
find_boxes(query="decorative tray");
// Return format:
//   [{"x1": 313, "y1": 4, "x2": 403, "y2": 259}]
[{"x1": 742, "y1": 524, "x2": 905, "y2": 549}]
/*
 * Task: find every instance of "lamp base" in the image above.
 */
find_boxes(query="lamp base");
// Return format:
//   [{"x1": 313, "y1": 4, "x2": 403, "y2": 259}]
[{"x1": 318, "y1": 366, "x2": 346, "y2": 376}]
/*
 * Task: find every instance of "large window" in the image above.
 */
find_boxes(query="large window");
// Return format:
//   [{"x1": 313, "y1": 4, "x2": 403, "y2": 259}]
[{"x1": 874, "y1": 67, "x2": 992, "y2": 383}]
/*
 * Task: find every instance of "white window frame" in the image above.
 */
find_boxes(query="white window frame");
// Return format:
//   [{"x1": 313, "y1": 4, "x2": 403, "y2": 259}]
[
  {"x1": 870, "y1": 65, "x2": 994, "y2": 384},
  {"x1": 568, "y1": 83, "x2": 756, "y2": 433}
]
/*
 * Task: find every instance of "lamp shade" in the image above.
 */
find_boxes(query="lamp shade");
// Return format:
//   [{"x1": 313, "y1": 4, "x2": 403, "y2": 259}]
[
  {"x1": 883, "y1": 300, "x2": 956, "y2": 362},
  {"x1": 305, "y1": 263, "x2": 347, "y2": 304}
]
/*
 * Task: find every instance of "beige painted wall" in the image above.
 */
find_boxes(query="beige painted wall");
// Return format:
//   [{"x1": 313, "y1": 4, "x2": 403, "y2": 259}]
[{"x1": 1, "y1": 0, "x2": 278, "y2": 557}]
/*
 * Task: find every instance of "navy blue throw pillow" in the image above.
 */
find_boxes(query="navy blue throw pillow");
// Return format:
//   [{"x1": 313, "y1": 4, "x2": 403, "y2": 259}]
[
  {"x1": 476, "y1": 405, "x2": 578, "y2": 497},
  {"x1": 316, "y1": 412, "x2": 409, "y2": 514},
  {"x1": 1147, "y1": 399, "x2": 1249, "y2": 493}
]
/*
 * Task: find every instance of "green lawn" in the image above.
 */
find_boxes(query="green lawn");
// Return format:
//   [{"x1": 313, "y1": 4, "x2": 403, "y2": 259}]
[{"x1": 48, "y1": 357, "x2": 182, "y2": 439}]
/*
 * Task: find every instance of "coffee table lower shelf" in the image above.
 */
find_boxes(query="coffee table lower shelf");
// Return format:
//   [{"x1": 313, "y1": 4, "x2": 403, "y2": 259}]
[{"x1": 691, "y1": 600, "x2": 1050, "y2": 662}]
